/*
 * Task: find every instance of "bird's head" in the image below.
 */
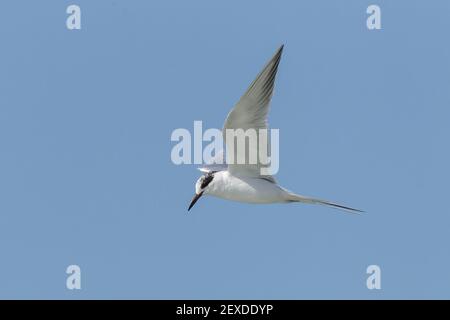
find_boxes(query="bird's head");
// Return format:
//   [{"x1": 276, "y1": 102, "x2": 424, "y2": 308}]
[{"x1": 188, "y1": 173, "x2": 215, "y2": 211}]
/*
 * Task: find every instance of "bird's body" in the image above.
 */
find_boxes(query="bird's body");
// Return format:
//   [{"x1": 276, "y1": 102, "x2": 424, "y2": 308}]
[
  {"x1": 188, "y1": 45, "x2": 362, "y2": 213},
  {"x1": 201, "y1": 171, "x2": 289, "y2": 204}
]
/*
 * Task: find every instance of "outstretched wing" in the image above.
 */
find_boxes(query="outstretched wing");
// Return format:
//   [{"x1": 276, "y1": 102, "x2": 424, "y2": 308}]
[{"x1": 222, "y1": 45, "x2": 283, "y2": 180}]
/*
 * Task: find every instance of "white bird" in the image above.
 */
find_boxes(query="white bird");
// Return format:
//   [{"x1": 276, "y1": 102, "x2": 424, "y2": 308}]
[{"x1": 188, "y1": 45, "x2": 362, "y2": 213}]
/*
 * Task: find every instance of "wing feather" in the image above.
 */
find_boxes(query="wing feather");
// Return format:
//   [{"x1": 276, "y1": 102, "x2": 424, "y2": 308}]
[{"x1": 222, "y1": 45, "x2": 284, "y2": 178}]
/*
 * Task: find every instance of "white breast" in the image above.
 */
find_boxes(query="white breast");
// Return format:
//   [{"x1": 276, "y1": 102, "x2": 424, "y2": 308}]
[{"x1": 206, "y1": 171, "x2": 288, "y2": 204}]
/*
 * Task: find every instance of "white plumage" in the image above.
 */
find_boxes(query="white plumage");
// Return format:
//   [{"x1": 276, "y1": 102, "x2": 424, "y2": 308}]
[{"x1": 189, "y1": 46, "x2": 362, "y2": 214}]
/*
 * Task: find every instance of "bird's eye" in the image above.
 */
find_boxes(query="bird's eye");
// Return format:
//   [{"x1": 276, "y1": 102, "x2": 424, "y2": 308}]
[{"x1": 200, "y1": 174, "x2": 214, "y2": 189}]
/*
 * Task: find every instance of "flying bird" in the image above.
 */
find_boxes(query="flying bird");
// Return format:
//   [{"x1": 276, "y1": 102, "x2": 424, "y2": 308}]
[{"x1": 188, "y1": 45, "x2": 362, "y2": 213}]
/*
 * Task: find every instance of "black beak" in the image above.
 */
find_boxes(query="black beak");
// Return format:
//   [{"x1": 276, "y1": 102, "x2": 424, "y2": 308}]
[{"x1": 188, "y1": 191, "x2": 204, "y2": 211}]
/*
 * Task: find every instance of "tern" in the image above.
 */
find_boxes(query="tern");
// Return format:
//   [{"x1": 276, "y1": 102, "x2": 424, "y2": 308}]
[{"x1": 188, "y1": 45, "x2": 362, "y2": 213}]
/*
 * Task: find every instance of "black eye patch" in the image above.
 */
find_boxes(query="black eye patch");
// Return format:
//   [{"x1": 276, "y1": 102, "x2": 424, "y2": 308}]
[{"x1": 200, "y1": 173, "x2": 214, "y2": 189}]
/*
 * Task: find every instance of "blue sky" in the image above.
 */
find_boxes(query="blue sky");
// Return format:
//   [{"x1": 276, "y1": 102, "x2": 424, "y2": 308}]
[{"x1": 0, "y1": 0, "x2": 449, "y2": 299}]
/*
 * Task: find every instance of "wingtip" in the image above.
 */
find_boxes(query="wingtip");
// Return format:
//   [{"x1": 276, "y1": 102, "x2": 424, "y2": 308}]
[
  {"x1": 268, "y1": 44, "x2": 284, "y2": 65},
  {"x1": 277, "y1": 44, "x2": 284, "y2": 55}
]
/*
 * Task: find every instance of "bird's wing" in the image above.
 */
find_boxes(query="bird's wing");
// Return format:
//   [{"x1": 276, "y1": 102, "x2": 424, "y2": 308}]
[
  {"x1": 222, "y1": 45, "x2": 283, "y2": 180},
  {"x1": 197, "y1": 149, "x2": 227, "y2": 173}
]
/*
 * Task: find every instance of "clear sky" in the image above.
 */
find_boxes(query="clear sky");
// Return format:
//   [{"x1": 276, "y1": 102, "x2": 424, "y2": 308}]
[{"x1": 0, "y1": 0, "x2": 449, "y2": 299}]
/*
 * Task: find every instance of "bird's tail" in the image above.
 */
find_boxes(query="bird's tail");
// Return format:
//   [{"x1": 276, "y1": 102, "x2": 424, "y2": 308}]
[{"x1": 285, "y1": 192, "x2": 364, "y2": 214}]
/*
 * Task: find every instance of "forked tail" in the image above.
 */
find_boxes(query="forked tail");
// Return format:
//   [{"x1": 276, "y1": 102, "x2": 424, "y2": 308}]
[{"x1": 286, "y1": 192, "x2": 364, "y2": 214}]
